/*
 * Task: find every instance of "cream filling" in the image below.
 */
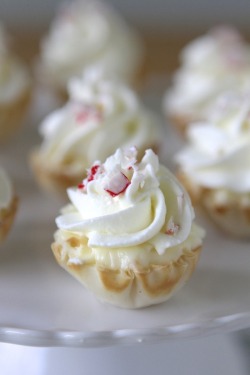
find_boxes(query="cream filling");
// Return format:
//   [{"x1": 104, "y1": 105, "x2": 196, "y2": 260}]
[{"x1": 54, "y1": 223, "x2": 204, "y2": 270}]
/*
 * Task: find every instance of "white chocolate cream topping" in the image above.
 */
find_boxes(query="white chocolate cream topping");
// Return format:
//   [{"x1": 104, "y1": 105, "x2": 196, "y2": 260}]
[
  {"x1": 55, "y1": 148, "x2": 204, "y2": 266},
  {"x1": 38, "y1": 69, "x2": 159, "y2": 173},
  {"x1": 0, "y1": 167, "x2": 13, "y2": 209},
  {"x1": 40, "y1": 0, "x2": 144, "y2": 88},
  {"x1": 175, "y1": 90, "x2": 250, "y2": 192},
  {"x1": 163, "y1": 26, "x2": 250, "y2": 119}
]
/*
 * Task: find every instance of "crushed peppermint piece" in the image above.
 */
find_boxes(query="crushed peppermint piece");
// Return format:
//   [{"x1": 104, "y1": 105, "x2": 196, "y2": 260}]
[
  {"x1": 78, "y1": 163, "x2": 102, "y2": 191},
  {"x1": 104, "y1": 172, "x2": 131, "y2": 197},
  {"x1": 87, "y1": 164, "x2": 100, "y2": 182}
]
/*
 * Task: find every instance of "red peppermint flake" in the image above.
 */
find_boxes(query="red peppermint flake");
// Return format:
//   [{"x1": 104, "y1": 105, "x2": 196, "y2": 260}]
[
  {"x1": 78, "y1": 163, "x2": 101, "y2": 190},
  {"x1": 87, "y1": 164, "x2": 100, "y2": 182},
  {"x1": 105, "y1": 172, "x2": 131, "y2": 197},
  {"x1": 78, "y1": 183, "x2": 85, "y2": 189}
]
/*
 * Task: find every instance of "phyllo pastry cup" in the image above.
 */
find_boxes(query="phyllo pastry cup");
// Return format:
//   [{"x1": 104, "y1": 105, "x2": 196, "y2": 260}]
[{"x1": 52, "y1": 147, "x2": 205, "y2": 308}]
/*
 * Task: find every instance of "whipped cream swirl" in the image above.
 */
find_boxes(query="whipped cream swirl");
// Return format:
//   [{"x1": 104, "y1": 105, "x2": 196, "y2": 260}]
[
  {"x1": 40, "y1": 0, "x2": 143, "y2": 89},
  {"x1": 164, "y1": 26, "x2": 250, "y2": 119},
  {"x1": 176, "y1": 90, "x2": 250, "y2": 192},
  {"x1": 0, "y1": 167, "x2": 13, "y2": 209},
  {"x1": 56, "y1": 147, "x2": 196, "y2": 255},
  {"x1": 39, "y1": 69, "x2": 159, "y2": 173}
]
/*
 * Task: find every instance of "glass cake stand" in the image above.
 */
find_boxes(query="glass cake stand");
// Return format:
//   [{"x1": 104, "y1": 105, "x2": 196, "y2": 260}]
[{"x1": 0, "y1": 87, "x2": 249, "y2": 348}]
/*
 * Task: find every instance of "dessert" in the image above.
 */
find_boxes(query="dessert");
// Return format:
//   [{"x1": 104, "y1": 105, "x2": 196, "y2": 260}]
[
  {"x1": 52, "y1": 147, "x2": 205, "y2": 309},
  {"x1": 175, "y1": 90, "x2": 250, "y2": 237},
  {"x1": 0, "y1": 167, "x2": 18, "y2": 243},
  {"x1": 38, "y1": 0, "x2": 144, "y2": 97},
  {"x1": 30, "y1": 68, "x2": 160, "y2": 196},
  {"x1": 163, "y1": 26, "x2": 250, "y2": 134},
  {"x1": 0, "y1": 23, "x2": 31, "y2": 139}
]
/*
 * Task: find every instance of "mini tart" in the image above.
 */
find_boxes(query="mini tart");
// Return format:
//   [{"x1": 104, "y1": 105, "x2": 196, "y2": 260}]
[
  {"x1": 51, "y1": 148, "x2": 204, "y2": 308},
  {"x1": 0, "y1": 195, "x2": 18, "y2": 243},
  {"x1": 52, "y1": 227, "x2": 202, "y2": 309},
  {"x1": 177, "y1": 172, "x2": 250, "y2": 238}
]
